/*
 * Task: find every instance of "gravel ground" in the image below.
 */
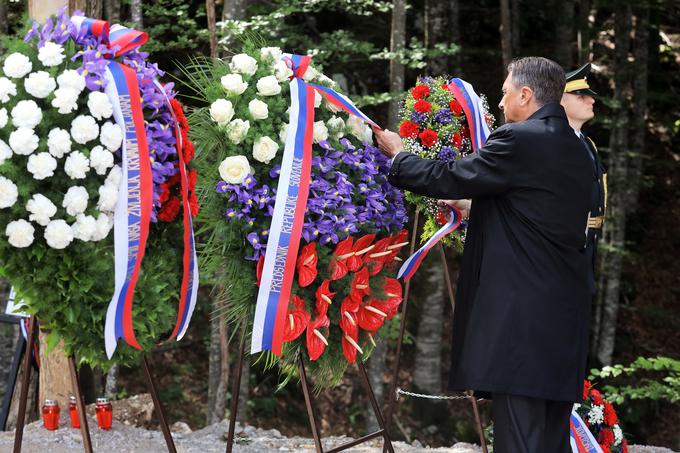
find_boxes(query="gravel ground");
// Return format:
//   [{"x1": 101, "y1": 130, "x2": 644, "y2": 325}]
[{"x1": 0, "y1": 418, "x2": 676, "y2": 453}]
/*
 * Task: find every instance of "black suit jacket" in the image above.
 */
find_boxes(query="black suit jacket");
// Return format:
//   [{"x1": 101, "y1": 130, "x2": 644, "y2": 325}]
[{"x1": 388, "y1": 103, "x2": 593, "y2": 402}]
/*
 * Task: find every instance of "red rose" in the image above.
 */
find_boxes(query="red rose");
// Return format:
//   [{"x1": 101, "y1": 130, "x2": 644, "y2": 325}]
[
  {"x1": 603, "y1": 401, "x2": 618, "y2": 426},
  {"x1": 590, "y1": 389, "x2": 604, "y2": 405},
  {"x1": 583, "y1": 380, "x2": 592, "y2": 400},
  {"x1": 449, "y1": 99, "x2": 463, "y2": 116},
  {"x1": 599, "y1": 427, "x2": 614, "y2": 447},
  {"x1": 452, "y1": 132, "x2": 463, "y2": 149},
  {"x1": 399, "y1": 121, "x2": 419, "y2": 138},
  {"x1": 158, "y1": 196, "x2": 181, "y2": 222},
  {"x1": 412, "y1": 85, "x2": 430, "y2": 100},
  {"x1": 414, "y1": 100, "x2": 432, "y2": 113},
  {"x1": 419, "y1": 129, "x2": 438, "y2": 147}
]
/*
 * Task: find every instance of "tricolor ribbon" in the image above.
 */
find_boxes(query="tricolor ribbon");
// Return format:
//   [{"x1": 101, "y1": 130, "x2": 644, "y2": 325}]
[
  {"x1": 569, "y1": 410, "x2": 604, "y2": 453},
  {"x1": 250, "y1": 54, "x2": 378, "y2": 356}
]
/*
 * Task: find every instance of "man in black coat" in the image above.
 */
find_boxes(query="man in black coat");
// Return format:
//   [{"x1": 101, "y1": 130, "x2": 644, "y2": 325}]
[{"x1": 374, "y1": 57, "x2": 594, "y2": 452}]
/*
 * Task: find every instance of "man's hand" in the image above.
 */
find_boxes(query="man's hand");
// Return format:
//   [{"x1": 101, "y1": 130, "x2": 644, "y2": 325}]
[
  {"x1": 439, "y1": 199, "x2": 472, "y2": 219},
  {"x1": 373, "y1": 127, "x2": 404, "y2": 158}
]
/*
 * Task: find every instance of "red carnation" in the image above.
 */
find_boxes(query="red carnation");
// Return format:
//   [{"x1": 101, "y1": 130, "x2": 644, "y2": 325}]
[
  {"x1": 583, "y1": 380, "x2": 592, "y2": 400},
  {"x1": 419, "y1": 129, "x2": 438, "y2": 147},
  {"x1": 622, "y1": 439, "x2": 629, "y2": 453},
  {"x1": 159, "y1": 183, "x2": 170, "y2": 204},
  {"x1": 603, "y1": 401, "x2": 618, "y2": 426},
  {"x1": 183, "y1": 140, "x2": 195, "y2": 163},
  {"x1": 158, "y1": 196, "x2": 181, "y2": 222},
  {"x1": 399, "y1": 121, "x2": 419, "y2": 138},
  {"x1": 414, "y1": 100, "x2": 432, "y2": 113},
  {"x1": 436, "y1": 209, "x2": 448, "y2": 226},
  {"x1": 599, "y1": 427, "x2": 614, "y2": 447},
  {"x1": 452, "y1": 132, "x2": 463, "y2": 149},
  {"x1": 189, "y1": 191, "x2": 199, "y2": 217},
  {"x1": 590, "y1": 388, "x2": 604, "y2": 405},
  {"x1": 449, "y1": 99, "x2": 463, "y2": 116},
  {"x1": 412, "y1": 85, "x2": 430, "y2": 100}
]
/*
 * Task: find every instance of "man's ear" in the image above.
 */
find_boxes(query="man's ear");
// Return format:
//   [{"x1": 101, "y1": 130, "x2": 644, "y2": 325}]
[{"x1": 520, "y1": 86, "x2": 534, "y2": 106}]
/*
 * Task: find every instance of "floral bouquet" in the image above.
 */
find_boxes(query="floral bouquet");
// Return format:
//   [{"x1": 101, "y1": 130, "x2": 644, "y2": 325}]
[
  {"x1": 0, "y1": 10, "x2": 198, "y2": 367},
  {"x1": 398, "y1": 76, "x2": 495, "y2": 247},
  {"x1": 575, "y1": 380, "x2": 628, "y2": 453},
  {"x1": 182, "y1": 46, "x2": 408, "y2": 386}
]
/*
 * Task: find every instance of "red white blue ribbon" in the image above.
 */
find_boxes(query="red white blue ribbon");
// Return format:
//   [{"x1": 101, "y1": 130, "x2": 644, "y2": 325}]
[
  {"x1": 570, "y1": 410, "x2": 604, "y2": 453},
  {"x1": 250, "y1": 54, "x2": 378, "y2": 356},
  {"x1": 447, "y1": 78, "x2": 491, "y2": 151},
  {"x1": 70, "y1": 16, "x2": 147, "y2": 57}
]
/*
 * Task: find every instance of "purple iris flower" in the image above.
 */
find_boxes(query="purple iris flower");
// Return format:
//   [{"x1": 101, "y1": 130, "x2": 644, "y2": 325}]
[{"x1": 216, "y1": 181, "x2": 229, "y2": 193}]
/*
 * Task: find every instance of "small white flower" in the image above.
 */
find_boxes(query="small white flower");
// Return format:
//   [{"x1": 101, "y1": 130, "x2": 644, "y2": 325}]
[
  {"x1": 105, "y1": 165, "x2": 122, "y2": 188},
  {"x1": 3, "y1": 53, "x2": 32, "y2": 79},
  {"x1": 72, "y1": 214, "x2": 98, "y2": 241},
  {"x1": 51, "y1": 87, "x2": 79, "y2": 114},
  {"x1": 89, "y1": 145, "x2": 114, "y2": 175},
  {"x1": 24, "y1": 71, "x2": 56, "y2": 99},
  {"x1": 220, "y1": 74, "x2": 248, "y2": 95},
  {"x1": 99, "y1": 122, "x2": 123, "y2": 151},
  {"x1": 219, "y1": 155, "x2": 252, "y2": 184},
  {"x1": 302, "y1": 66, "x2": 318, "y2": 82},
  {"x1": 227, "y1": 119, "x2": 250, "y2": 144},
  {"x1": 0, "y1": 77, "x2": 17, "y2": 103},
  {"x1": 312, "y1": 120, "x2": 328, "y2": 143},
  {"x1": 70, "y1": 115, "x2": 99, "y2": 144},
  {"x1": 62, "y1": 186, "x2": 89, "y2": 216},
  {"x1": 44, "y1": 219, "x2": 74, "y2": 249},
  {"x1": 0, "y1": 139, "x2": 11, "y2": 164},
  {"x1": 97, "y1": 183, "x2": 118, "y2": 212},
  {"x1": 248, "y1": 99, "x2": 269, "y2": 120},
  {"x1": 613, "y1": 424, "x2": 623, "y2": 445},
  {"x1": 279, "y1": 124, "x2": 288, "y2": 144},
  {"x1": 26, "y1": 194, "x2": 57, "y2": 226},
  {"x1": 64, "y1": 151, "x2": 90, "y2": 179},
  {"x1": 0, "y1": 176, "x2": 18, "y2": 208},
  {"x1": 272, "y1": 60, "x2": 293, "y2": 82},
  {"x1": 229, "y1": 54, "x2": 258, "y2": 76},
  {"x1": 209, "y1": 99, "x2": 234, "y2": 126},
  {"x1": 256, "y1": 76, "x2": 281, "y2": 96},
  {"x1": 0, "y1": 108, "x2": 7, "y2": 128},
  {"x1": 87, "y1": 91, "x2": 113, "y2": 120},
  {"x1": 252, "y1": 136, "x2": 279, "y2": 164},
  {"x1": 56, "y1": 70, "x2": 86, "y2": 93},
  {"x1": 92, "y1": 213, "x2": 113, "y2": 241},
  {"x1": 9, "y1": 128, "x2": 39, "y2": 155},
  {"x1": 47, "y1": 128, "x2": 72, "y2": 158},
  {"x1": 327, "y1": 115, "x2": 345, "y2": 131},
  {"x1": 260, "y1": 47, "x2": 283, "y2": 62},
  {"x1": 587, "y1": 405, "x2": 604, "y2": 425},
  {"x1": 37, "y1": 42, "x2": 65, "y2": 67},
  {"x1": 5, "y1": 219, "x2": 34, "y2": 248},
  {"x1": 27, "y1": 152, "x2": 57, "y2": 180},
  {"x1": 11, "y1": 100, "x2": 43, "y2": 129}
]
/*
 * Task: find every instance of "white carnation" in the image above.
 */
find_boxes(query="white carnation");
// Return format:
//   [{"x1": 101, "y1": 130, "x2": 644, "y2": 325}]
[
  {"x1": 256, "y1": 76, "x2": 281, "y2": 96},
  {"x1": 37, "y1": 42, "x2": 65, "y2": 67},
  {"x1": 44, "y1": 219, "x2": 74, "y2": 249},
  {"x1": 0, "y1": 77, "x2": 17, "y2": 103},
  {"x1": 227, "y1": 119, "x2": 250, "y2": 144},
  {"x1": 51, "y1": 87, "x2": 79, "y2": 114},
  {"x1": 302, "y1": 66, "x2": 318, "y2": 82},
  {"x1": 5, "y1": 219, "x2": 34, "y2": 248},
  {"x1": 28, "y1": 153, "x2": 58, "y2": 183},
  {"x1": 272, "y1": 60, "x2": 293, "y2": 82},
  {"x1": 56, "y1": 70, "x2": 86, "y2": 93},
  {"x1": 46, "y1": 128, "x2": 72, "y2": 158},
  {"x1": 248, "y1": 99, "x2": 269, "y2": 120},
  {"x1": 71, "y1": 214, "x2": 98, "y2": 241},
  {"x1": 97, "y1": 183, "x2": 118, "y2": 212},
  {"x1": 105, "y1": 165, "x2": 122, "y2": 188},
  {"x1": 587, "y1": 405, "x2": 604, "y2": 425},
  {"x1": 260, "y1": 47, "x2": 283, "y2": 62},
  {"x1": 64, "y1": 151, "x2": 90, "y2": 179},
  {"x1": 3, "y1": 53, "x2": 32, "y2": 79},
  {"x1": 92, "y1": 213, "x2": 113, "y2": 241},
  {"x1": 0, "y1": 139, "x2": 11, "y2": 164},
  {"x1": 220, "y1": 74, "x2": 248, "y2": 95},
  {"x1": 87, "y1": 91, "x2": 113, "y2": 120},
  {"x1": 70, "y1": 115, "x2": 99, "y2": 144},
  {"x1": 229, "y1": 54, "x2": 258, "y2": 76},
  {"x1": 0, "y1": 176, "x2": 18, "y2": 208},
  {"x1": 11, "y1": 100, "x2": 43, "y2": 129},
  {"x1": 0, "y1": 108, "x2": 7, "y2": 128},
  {"x1": 89, "y1": 145, "x2": 114, "y2": 175},
  {"x1": 252, "y1": 136, "x2": 279, "y2": 164},
  {"x1": 209, "y1": 99, "x2": 234, "y2": 126},
  {"x1": 99, "y1": 122, "x2": 123, "y2": 151},
  {"x1": 219, "y1": 155, "x2": 252, "y2": 184},
  {"x1": 62, "y1": 186, "x2": 89, "y2": 216},
  {"x1": 312, "y1": 120, "x2": 328, "y2": 143},
  {"x1": 26, "y1": 194, "x2": 57, "y2": 226},
  {"x1": 24, "y1": 71, "x2": 56, "y2": 99},
  {"x1": 9, "y1": 127, "x2": 39, "y2": 155}
]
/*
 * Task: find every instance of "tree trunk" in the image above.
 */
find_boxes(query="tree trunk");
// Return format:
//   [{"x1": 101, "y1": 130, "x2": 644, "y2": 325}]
[
  {"x1": 6, "y1": 338, "x2": 39, "y2": 430},
  {"x1": 0, "y1": 0, "x2": 8, "y2": 36},
  {"x1": 449, "y1": 0, "x2": 462, "y2": 75},
  {"x1": 206, "y1": 0, "x2": 218, "y2": 58},
  {"x1": 28, "y1": 0, "x2": 67, "y2": 22},
  {"x1": 365, "y1": 336, "x2": 387, "y2": 433},
  {"x1": 388, "y1": 0, "x2": 407, "y2": 129},
  {"x1": 413, "y1": 264, "x2": 445, "y2": 394},
  {"x1": 222, "y1": 0, "x2": 246, "y2": 21},
  {"x1": 511, "y1": 0, "x2": 521, "y2": 56},
  {"x1": 69, "y1": 0, "x2": 103, "y2": 18},
  {"x1": 555, "y1": 0, "x2": 575, "y2": 67},
  {"x1": 207, "y1": 309, "x2": 221, "y2": 423},
  {"x1": 130, "y1": 0, "x2": 143, "y2": 29},
  {"x1": 500, "y1": 0, "x2": 513, "y2": 69},
  {"x1": 235, "y1": 360, "x2": 249, "y2": 423},
  {"x1": 38, "y1": 330, "x2": 72, "y2": 410},
  {"x1": 104, "y1": 364, "x2": 119, "y2": 400},
  {"x1": 104, "y1": 0, "x2": 121, "y2": 23},
  {"x1": 576, "y1": 0, "x2": 593, "y2": 63}
]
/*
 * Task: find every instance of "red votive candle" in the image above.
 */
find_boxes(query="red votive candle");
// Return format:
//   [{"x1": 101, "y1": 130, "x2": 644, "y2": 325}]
[
  {"x1": 69, "y1": 396, "x2": 80, "y2": 429},
  {"x1": 95, "y1": 397, "x2": 112, "y2": 430},
  {"x1": 42, "y1": 399, "x2": 60, "y2": 430}
]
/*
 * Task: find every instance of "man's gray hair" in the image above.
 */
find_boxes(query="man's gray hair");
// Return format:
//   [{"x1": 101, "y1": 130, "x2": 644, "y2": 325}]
[{"x1": 507, "y1": 57, "x2": 565, "y2": 106}]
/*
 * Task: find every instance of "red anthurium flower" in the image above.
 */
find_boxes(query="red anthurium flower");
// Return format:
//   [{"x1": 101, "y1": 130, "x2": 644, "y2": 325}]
[
  {"x1": 412, "y1": 85, "x2": 430, "y2": 100},
  {"x1": 358, "y1": 299, "x2": 388, "y2": 333},
  {"x1": 306, "y1": 311, "x2": 330, "y2": 361},
  {"x1": 282, "y1": 295, "x2": 311, "y2": 342},
  {"x1": 419, "y1": 129, "x2": 438, "y2": 147},
  {"x1": 449, "y1": 99, "x2": 463, "y2": 116},
  {"x1": 340, "y1": 296, "x2": 360, "y2": 333},
  {"x1": 372, "y1": 278, "x2": 403, "y2": 319},
  {"x1": 347, "y1": 234, "x2": 376, "y2": 272},
  {"x1": 385, "y1": 230, "x2": 409, "y2": 265},
  {"x1": 256, "y1": 255, "x2": 265, "y2": 287},
  {"x1": 452, "y1": 132, "x2": 463, "y2": 149},
  {"x1": 350, "y1": 268, "x2": 370, "y2": 303},
  {"x1": 414, "y1": 100, "x2": 432, "y2": 113},
  {"x1": 296, "y1": 242, "x2": 318, "y2": 287},
  {"x1": 314, "y1": 279, "x2": 335, "y2": 314},
  {"x1": 328, "y1": 237, "x2": 354, "y2": 280},
  {"x1": 341, "y1": 321, "x2": 362, "y2": 364},
  {"x1": 399, "y1": 121, "x2": 420, "y2": 138},
  {"x1": 363, "y1": 237, "x2": 392, "y2": 276}
]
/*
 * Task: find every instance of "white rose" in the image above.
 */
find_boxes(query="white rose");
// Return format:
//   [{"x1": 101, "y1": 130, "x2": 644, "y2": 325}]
[
  {"x1": 9, "y1": 127, "x2": 39, "y2": 155},
  {"x1": 0, "y1": 176, "x2": 18, "y2": 208},
  {"x1": 27, "y1": 152, "x2": 57, "y2": 180},
  {"x1": 314, "y1": 90, "x2": 322, "y2": 108},
  {"x1": 46, "y1": 128, "x2": 72, "y2": 158},
  {"x1": 97, "y1": 183, "x2": 118, "y2": 212},
  {"x1": 11, "y1": 100, "x2": 43, "y2": 129},
  {"x1": 44, "y1": 219, "x2": 74, "y2": 249},
  {"x1": 24, "y1": 71, "x2": 56, "y2": 99},
  {"x1": 26, "y1": 194, "x2": 57, "y2": 226},
  {"x1": 37, "y1": 42, "x2": 65, "y2": 67},
  {"x1": 72, "y1": 214, "x2": 98, "y2": 241},
  {"x1": 327, "y1": 115, "x2": 345, "y2": 131},
  {"x1": 312, "y1": 120, "x2": 328, "y2": 143},
  {"x1": 70, "y1": 115, "x2": 99, "y2": 144},
  {"x1": 56, "y1": 69, "x2": 86, "y2": 93},
  {"x1": 5, "y1": 219, "x2": 34, "y2": 248},
  {"x1": 248, "y1": 99, "x2": 269, "y2": 120},
  {"x1": 0, "y1": 108, "x2": 7, "y2": 128},
  {"x1": 209, "y1": 99, "x2": 234, "y2": 126},
  {"x1": 347, "y1": 115, "x2": 366, "y2": 140},
  {"x1": 64, "y1": 151, "x2": 90, "y2": 179},
  {"x1": 51, "y1": 87, "x2": 79, "y2": 114},
  {"x1": 89, "y1": 145, "x2": 114, "y2": 175},
  {"x1": 105, "y1": 165, "x2": 122, "y2": 188},
  {"x1": 0, "y1": 77, "x2": 17, "y2": 103},
  {"x1": 279, "y1": 124, "x2": 288, "y2": 144},
  {"x1": 316, "y1": 73, "x2": 336, "y2": 87},
  {"x1": 229, "y1": 54, "x2": 258, "y2": 76},
  {"x1": 220, "y1": 74, "x2": 248, "y2": 95},
  {"x1": 0, "y1": 139, "x2": 11, "y2": 164},
  {"x1": 99, "y1": 122, "x2": 123, "y2": 151},
  {"x1": 302, "y1": 66, "x2": 318, "y2": 82},
  {"x1": 256, "y1": 76, "x2": 281, "y2": 96},
  {"x1": 3, "y1": 53, "x2": 32, "y2": 79},
  {"x1": 272, "y1": 60, "x2": 293, "y2": 82},
  {"x1": 252, "y1": 136, "x2": 279, "y2": 164},
  {"x1": 87, "y1": 91, "x2": 113, "y2": 120},
  {"x1": 92, "y1": 213, "x2": 113, "y2": 241},
  {"x1": 260, "y1": 47, "x2": 283, "y2": 62},
  {"x1": 218, "y1": 155, "x2": 252, "y2": 184},
  {"x1": 227, "y1": 119, "x2": 250, "y2": 144},
  {"x1": 62, "y1": 186, "x2": 89, "y2": 216}
]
